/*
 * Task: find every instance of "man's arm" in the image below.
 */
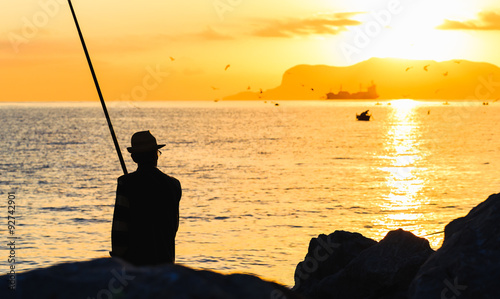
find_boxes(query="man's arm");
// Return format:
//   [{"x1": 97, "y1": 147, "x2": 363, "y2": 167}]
[{"x1": 111, "y1": 178, "x2": 131, "y2": 257}]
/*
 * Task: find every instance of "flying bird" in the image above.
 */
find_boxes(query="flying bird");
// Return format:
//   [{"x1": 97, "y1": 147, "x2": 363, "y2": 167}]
[
  {"x1": 405, "y1": 67, "x2": 413, "y2": 72},
  {"x1": 454, "y1": 60, "x2": 461, "y2": 64},
  {"x1": 225, "y1": 64, "x2": 230, "y2": 71},
  {"x1": 247, "y1": 86, "x2": 251, "y2": 90},
  {"x1": 169, "y1": 57, "x2": 175, "y2": 61},
  {"x1": 211, "y1": 86, "x2": 219, "y2": 90},
  {"x1": 424, "y1": 64, "x2": 430, "y2": 71},
  {"x1": 443, "y1": 72, "x2": 448, "y2": 76}
]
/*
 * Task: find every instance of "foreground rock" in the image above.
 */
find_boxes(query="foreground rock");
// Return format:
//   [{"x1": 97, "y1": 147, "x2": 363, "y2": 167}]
[
  {"x1": 294, "y1": 229, "x2": 434, "y2": 299},
  {"x1": 409, "y1": 193, "x2": 500, "y2": 299},
  {"x1": 293, "y1": 231, "x2": 377, "y2": 294},
  {"x1": 0, "y1": 258, "x2": 303, "y2": 299},
  {"x1": 4, "y1": 193, "x2": 500, "y2": 299}
]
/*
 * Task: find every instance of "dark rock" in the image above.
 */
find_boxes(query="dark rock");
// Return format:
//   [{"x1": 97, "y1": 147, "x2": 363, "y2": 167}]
[
  {"x1": 292, "y1": 230, "x2": 377, "y2": 295},
  {"x1": 409, "y1": 193, "x2": 500, "y2": 299},
  {"x1": 301, "y1": 229, "x2": 434, "y2": 299},
  {"x1": 0, "y1": 257, "x2": 304, "y2": 299}
]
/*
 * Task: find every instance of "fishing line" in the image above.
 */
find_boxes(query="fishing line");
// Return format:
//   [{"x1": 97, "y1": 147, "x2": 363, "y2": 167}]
[{"x1": 424, "y1": 230, "x2": 444, "y2": 237}]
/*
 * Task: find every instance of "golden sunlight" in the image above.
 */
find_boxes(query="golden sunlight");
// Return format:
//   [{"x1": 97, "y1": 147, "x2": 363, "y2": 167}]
[{"x1": 373, "y1": 100, "x2": 438, "y2": 245}]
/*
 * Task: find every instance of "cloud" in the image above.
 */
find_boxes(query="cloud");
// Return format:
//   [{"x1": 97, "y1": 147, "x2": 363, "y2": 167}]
[
  {"x1": 83, "y1": 26, "x2": 233, "y2": 54},
  {"x1": 251, "y1": 13, "x2": 362, "y2": 37},
  {"x1": 148, "y1": 26, "x2": 233, "y2": 43},
  {"x1": 437, "y1": 11, "x2": 500, "y2": 30},
  {"x1": 193, "y1": 26, "x2": 234, "y2": 41}
]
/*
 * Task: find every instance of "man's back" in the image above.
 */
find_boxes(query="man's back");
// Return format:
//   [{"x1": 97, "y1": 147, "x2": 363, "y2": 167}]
[{"x1": 112, "y1": 165, "x2": 181, "y2": 265}]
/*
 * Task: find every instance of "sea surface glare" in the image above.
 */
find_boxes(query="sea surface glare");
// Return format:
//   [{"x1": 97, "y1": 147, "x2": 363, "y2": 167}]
[{"x1": 0, "y1": 100, "x2": 499, "y2": 286}]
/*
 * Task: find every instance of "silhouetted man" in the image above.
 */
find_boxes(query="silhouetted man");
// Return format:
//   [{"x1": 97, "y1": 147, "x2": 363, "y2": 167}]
[{"x1": 111, "y1": 131, "x2": 182, "y2": 265}]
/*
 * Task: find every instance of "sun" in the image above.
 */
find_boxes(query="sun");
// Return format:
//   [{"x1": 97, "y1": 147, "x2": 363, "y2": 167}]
[
  {"x1": 388, "y1": 99, "x2": 421, "y2": 120},
  {"x1": 390, "y1": 99, "x2": 418, "y2": 108},
  {"x1": 360, "y1": 0, "x2": 477, "y2": 61}
]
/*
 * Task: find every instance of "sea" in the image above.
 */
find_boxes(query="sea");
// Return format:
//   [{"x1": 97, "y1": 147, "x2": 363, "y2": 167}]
[{"x1": 0, "y1": 100, "x2": 499, "y2": 287}]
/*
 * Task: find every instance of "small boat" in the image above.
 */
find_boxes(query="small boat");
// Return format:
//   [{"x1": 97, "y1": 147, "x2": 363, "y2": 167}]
[
  {"x1": 443, "y1": 101, "x2": 450, "y2": 105},
  {"x1": 356, "y1": 110, "x2": 371, "y2": 121}
]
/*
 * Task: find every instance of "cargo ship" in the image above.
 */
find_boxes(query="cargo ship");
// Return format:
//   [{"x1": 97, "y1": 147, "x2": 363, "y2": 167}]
[{"x1": 326, "y1": 83, "x2": 379, "y2": 100}]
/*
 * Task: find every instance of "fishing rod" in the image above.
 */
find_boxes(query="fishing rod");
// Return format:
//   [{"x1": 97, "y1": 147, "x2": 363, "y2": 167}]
[{"x1": 68, "y1": 0, "x2": 128, "y2": 175}]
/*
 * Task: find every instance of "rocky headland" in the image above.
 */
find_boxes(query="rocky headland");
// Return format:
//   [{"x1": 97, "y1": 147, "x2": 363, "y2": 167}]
[
  {"x1": 223, "y1": 58, "x2": 500, "y2": 100},
  {"x1": 2, "y1": 193, "x2": 499, "y2": 298}
]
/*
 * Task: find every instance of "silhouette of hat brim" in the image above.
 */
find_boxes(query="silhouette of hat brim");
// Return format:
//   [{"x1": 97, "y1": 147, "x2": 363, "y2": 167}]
[
  {"x1": 127, "y1": 144, "x2": 165, "y2": 153},
  {"x1": 127, "y1": 130, "x2": 165, "y2": 153}
]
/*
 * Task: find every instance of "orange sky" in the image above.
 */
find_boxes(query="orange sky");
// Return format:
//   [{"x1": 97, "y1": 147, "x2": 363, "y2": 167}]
[{"x1": 2, "y1": 0, "x2": 500, "y2": 101}]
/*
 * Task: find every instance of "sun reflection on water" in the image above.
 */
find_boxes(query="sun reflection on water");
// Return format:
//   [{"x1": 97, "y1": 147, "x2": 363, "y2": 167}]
[{"x1": 373, "y1": 100, "x2": 438, "y2": 245}]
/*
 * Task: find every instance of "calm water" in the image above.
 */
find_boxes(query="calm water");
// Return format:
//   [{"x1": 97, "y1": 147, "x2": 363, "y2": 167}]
[{"x1": 0, "y1": 100, "x2": 499, "y2": 286}]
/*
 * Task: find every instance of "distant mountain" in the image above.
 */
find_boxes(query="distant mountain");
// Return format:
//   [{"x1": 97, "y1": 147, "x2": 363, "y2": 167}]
[{"x1": 223, "y1": 58, "x2": 500, "y2": 100}]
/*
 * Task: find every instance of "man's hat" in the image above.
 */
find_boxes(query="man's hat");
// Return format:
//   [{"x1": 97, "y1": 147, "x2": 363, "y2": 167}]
[{"x1": 127, "y1": 131, "x2": 166, "y2": 153}]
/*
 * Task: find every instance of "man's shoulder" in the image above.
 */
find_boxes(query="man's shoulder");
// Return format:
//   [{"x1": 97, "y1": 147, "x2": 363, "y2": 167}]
[
  {"x1": 154, "y1": 168, "x2": 181, "y2": 185},
  {"x1": 118, "y1": 171, "x2": 137, "y2": 180},
  {"x1": 153, "y1": 169, "x2": 182, "y2": 200},
  {"x1": 118, "y1": 168, "x2": 180, "y2": 188},
  {"x1": 117, "y1": 173, "x2": 128, "y2": 182},
  {"x1": 117, "y1": 171, "x2": 142, "y2": 185}
]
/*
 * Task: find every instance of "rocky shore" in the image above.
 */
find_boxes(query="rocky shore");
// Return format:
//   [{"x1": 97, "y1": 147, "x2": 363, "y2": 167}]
[
  {"x1": 2, "y1": 193, "x2": 499, "y2": 298},
  {"x1": 0, "y1": 257, "x2": 302, "y2": 299},
  {"x1": 293, "y1": 193, "x2": 500, "y2": 299}
]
